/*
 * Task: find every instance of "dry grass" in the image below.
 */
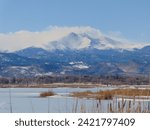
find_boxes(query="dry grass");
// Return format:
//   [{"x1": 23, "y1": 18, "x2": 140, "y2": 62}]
[
  {"x1": 106, "y1": 88, "x2": 150, "y2": 96},
  {"x1": 71, "y1": 88, "x2": 150, "y2": 100},
  {"x1": 70, "y1": 90, "x2": 113, "y2": 100},
  {"x1": 71, "y1": 91, "x2": 93, "y2": 98},
  {"x1": 40, "y1": 91, "x2": 55, "y2": 97},
  {"x1": 71, "y1": 90, "x2": 150, "y2": 113}
]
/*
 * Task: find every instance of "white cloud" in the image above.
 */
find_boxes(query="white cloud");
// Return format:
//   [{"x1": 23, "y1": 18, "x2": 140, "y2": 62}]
[
  {"x1": 0, "y1": 26, "x2": 101, "y2": 51},
  {"x1": 105, "y1": 31, "x2": 150, "y2": 50},
  {"x1": 0, "y1": 26, "x2": 149, "y2": 52}
]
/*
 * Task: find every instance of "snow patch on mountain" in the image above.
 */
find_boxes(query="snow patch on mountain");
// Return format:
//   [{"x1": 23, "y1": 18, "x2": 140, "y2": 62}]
[
  {"x1": 73, "y1": 64, "x2": 89, "y2": 69},
  {"x1": 69, "y1": 61, "x2": 89, "y2": 69}
]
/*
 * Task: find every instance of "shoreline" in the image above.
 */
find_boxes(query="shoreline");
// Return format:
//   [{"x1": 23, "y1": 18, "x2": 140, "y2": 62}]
[
  {"x1": 0, "y1": 83, "x2": 106, "y2": 88},
  {"x1": 0, "y1": 83, "x2": 150, "y2": 88}
]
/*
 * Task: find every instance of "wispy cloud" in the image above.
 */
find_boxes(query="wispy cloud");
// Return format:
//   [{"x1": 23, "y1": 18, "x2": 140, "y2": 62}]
[
  {"x1": 0, "y1": 26, "x2": 99, "y2": 51},
  {"x1": 105, "y1": 31, "x2": 149, "y2": 49},
  {"x1": 0, "y1": 26, "x2": 149, "y2": 51}
]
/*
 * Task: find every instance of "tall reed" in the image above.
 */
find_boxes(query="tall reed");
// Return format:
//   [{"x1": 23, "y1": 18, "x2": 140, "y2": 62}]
[{"x1": 9, "y1": 88, "x2": 12, "y2": 113}]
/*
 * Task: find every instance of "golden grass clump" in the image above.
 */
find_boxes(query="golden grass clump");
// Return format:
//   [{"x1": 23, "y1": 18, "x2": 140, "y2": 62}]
[
  {"x1": 71, "y1": 88, "x2": 150, "y2": 100},
  {"x1": 40, "y1": 91, "x2": 55, "y2": 97},
  {"x1": 100, "y1": 89, "x2": 150, "y2": 97},
  {"x1": 71, "y1": 91, "x2": 94, "y2": 99}
]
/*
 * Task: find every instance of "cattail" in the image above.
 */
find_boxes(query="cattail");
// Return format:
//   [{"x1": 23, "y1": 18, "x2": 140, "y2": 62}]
[{"x1": 9, "y1": 88, "x2": 13, "y2": 113}]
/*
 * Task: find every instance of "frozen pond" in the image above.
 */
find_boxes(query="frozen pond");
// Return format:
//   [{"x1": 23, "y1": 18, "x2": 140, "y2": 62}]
[
  {"x1": 0, "y1": 87, "x2": 150, "y2": 113},
  {"x1": 0, "y1": 87, "x2": 107, "y2": 113}
]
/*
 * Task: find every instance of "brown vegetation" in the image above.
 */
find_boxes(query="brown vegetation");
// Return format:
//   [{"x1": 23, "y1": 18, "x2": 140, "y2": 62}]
[
  {"x1": 71, "y1": 89, "x2": 150, "y2": 113},
  {"x1": 71, "y1": 89, "x2": 150, "y2": 100},
  {"x1": 40, "y1": 91, "x2": 55, "y2": 97}
]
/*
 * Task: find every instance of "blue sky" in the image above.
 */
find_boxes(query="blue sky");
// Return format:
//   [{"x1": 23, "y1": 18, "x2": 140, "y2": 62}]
[{"x1": 0, "y1": 0, "x2": 150, "y2": 43}]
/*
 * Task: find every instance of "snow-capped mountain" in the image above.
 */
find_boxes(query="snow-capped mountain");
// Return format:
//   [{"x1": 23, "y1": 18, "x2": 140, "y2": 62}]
[
  {"x1": 45, "y1": 32, "x2": 140, "y2": 51},
  {"x1": 0, "y1": 26, "x2": 148, "y2": 52},
  {"x1": 0, "y1": 28, "x2": 150, "y2": 77}
]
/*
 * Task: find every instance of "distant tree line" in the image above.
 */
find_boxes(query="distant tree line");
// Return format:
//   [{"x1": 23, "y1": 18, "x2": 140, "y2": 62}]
[{"x1": 0, "y1": 75, "x2": 150, "y2": 85}]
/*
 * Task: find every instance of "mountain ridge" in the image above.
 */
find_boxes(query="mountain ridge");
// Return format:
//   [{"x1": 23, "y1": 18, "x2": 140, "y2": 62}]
[
  {"x1": 0, "y1": 30, "x2": 150, "y2": 78},
  {"x1": 0, "y1": 45, "x2": 149, "y2": 77}
]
